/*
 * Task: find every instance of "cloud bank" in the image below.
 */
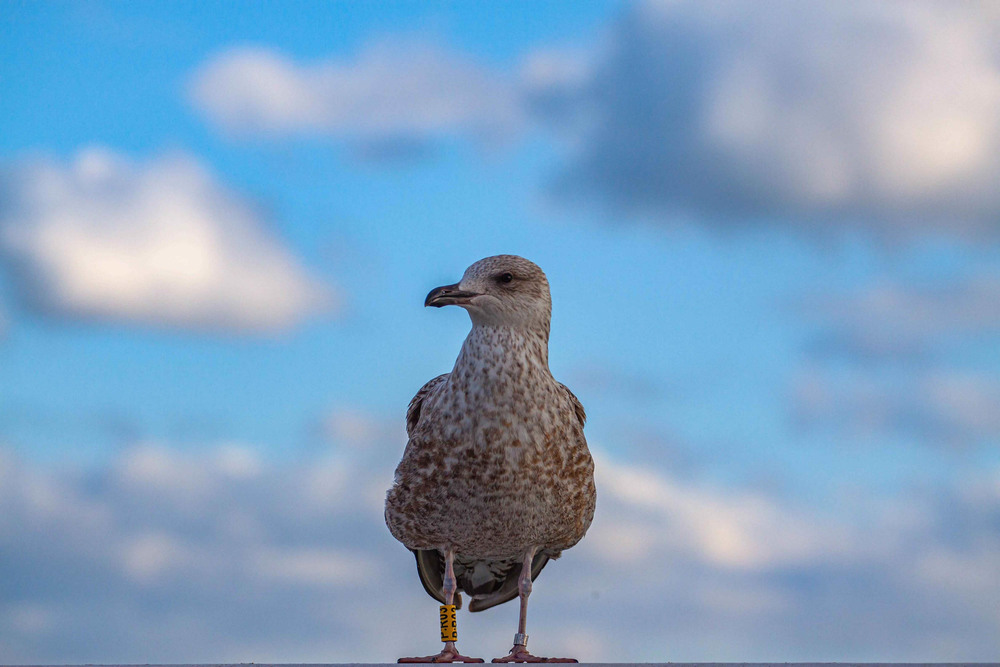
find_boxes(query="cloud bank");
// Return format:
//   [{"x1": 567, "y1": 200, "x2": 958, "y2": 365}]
[
  {"x1": 794, "y1": 272, "x2": 1000, "y2": 446},
  {"x1": 799, "y1": 276, "x2": 1000, "y2": 362},
  {"x1": 792, "y1": 368, "x2": 1000, "y2": 447},
  {"x1": 189, "y1": 2, "x2": 1000, "y2": 239},
  {"x1": 0, "y1": 148, "x2": 333, "y2": 332},
  {"x1": 552, "y1": 0, "x2": 1000, "y2": 236},
  {"x1": 1, "y1": 436, "x2": 998, "y2": 663}
]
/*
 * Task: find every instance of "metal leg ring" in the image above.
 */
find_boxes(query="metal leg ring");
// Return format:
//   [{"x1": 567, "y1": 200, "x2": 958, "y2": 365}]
[{"x1": 513, "y1": 633, "x2": 528, "y2": 647}]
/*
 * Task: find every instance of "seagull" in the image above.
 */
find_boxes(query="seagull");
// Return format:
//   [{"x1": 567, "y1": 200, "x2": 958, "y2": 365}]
[{"x1": 385, "y1": 255, "x2": 596, "y2": 664}]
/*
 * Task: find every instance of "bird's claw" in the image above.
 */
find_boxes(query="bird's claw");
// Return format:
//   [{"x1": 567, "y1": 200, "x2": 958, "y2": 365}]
[
  {"x1": 399, "y1": 647, "x2": 485, "y2": 663},
  {"x1": 491, "y1": 646, "x2": 578, "y2": 663}
]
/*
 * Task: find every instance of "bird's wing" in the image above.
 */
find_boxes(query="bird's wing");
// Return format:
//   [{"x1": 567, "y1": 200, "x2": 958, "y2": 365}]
[
  {"x1": 406, "y1": 373, "x2": 449, "y2": 437},
  {"x1": 558, "y1": 382, "x2": 587, "y2": 427},
  {"x1": 411, "y1": 548, "x2": 463, "y2": 610},
  {"x1": 398, "y1": 375, "x2": 455, "y2": 607}
]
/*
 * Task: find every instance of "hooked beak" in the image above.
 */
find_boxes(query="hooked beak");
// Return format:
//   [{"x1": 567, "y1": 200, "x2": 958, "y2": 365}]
[{"x1": 425, "y1": 283, "x2": 480, "y2": 308}]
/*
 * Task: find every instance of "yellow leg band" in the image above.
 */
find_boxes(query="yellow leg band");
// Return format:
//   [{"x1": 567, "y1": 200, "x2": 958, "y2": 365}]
[{"x1": 439, "y1": 604, "x2": 457, "y2": 642}]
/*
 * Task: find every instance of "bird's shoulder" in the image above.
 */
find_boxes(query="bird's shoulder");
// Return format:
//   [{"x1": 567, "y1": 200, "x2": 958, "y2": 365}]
[
  {"x1": 557, "y1": 382, "x2": 586, "y2": 428},
  {"x1": 406, "y1": 373, "x2": 450, "y2": 436}
]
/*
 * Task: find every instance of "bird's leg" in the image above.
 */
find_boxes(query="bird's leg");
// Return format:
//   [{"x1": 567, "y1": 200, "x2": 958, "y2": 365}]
[
  {"x1": 492, "y1": 548, "x2": 577, "y2": 663},
  {"x1": 399, "y1": 548, "x2": 484, "y2": 664}
]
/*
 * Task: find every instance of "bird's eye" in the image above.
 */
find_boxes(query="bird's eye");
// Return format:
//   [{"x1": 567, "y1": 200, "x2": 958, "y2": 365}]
[{"x1": 498, "y1": 272, "x2": 514, "y2": 284}]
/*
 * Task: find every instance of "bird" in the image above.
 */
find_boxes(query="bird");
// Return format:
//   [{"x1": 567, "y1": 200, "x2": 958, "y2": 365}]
[{"x1": 385, "y1": 255, "x2": 596, "y2": 664}]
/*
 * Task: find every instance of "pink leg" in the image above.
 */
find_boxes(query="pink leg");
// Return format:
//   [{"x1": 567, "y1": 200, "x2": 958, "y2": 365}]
[
  {"x1": 398, "y1": 548, "x2": 484, "y2": 663},
  {"x1": 492, "y1": 548, "x2": 577, "y2": 663}
]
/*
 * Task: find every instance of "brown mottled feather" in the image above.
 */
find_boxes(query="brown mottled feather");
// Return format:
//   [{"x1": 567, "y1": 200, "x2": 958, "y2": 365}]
[{"x1": 407, "y1": 374, "x2": 449, "y2": 437}]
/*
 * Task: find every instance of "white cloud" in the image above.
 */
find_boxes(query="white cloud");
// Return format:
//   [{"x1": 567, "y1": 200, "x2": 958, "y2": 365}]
[
  {"x1": 801, "y1": 275, "x2": 1000, "y2": 361},
  {"x1": 590, "y1": 454, "x2": 850, "y2": 569},
  {"x1": 0, "y1": 147, "x2": 334, "y2": 332},
  {"x1": 4, "y1": 603, "x2": 54, "y2": 638},
  {"x1": 321, "y1": 406, "x2": 403, "y2": 450},
  {"x1": 545, "y1": 0, "x2": 1000, "y2": 236},
  {"x1": 792, "y1": 368, "x2": 1000, "y2": 446},
  {"x1": 121, "y1": 531, "x2": 195, "y2": 583},
  {"x1": 189, "y1": 42, "x2": 524, "y2": 147},
  {"x1": 2, "y1": 440, "x2": 999, "y2": 662},
  {"x1": 793, "y1": 272, "x2": 1000, "y2": 446},
  {"x1": 253, "y1": 547, "x2": 375, "y2": 586}
]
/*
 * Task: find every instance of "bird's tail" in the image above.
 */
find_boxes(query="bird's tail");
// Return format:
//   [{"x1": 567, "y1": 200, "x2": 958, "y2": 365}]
[
  {"x1": 411, "y1": 549, "x2": 551, "y2": 612},
  {"x1": 467, "y1": 552, "x2": 549, "y2": 612}
]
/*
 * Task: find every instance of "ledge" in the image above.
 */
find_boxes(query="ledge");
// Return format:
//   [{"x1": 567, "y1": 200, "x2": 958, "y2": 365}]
[{"x1": 7, "y1": 663, "x2": 998, "y2": 667}]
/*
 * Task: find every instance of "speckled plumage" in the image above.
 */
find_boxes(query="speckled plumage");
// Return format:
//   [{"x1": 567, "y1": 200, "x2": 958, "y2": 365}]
[{"x1": 385, "y1": 255, "x2": 596, "y2": 614}]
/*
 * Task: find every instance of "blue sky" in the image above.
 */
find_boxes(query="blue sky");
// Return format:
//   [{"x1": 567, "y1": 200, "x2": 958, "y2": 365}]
[{"x1": 2, "y1": 1, "x2": 999, "y2": 662}]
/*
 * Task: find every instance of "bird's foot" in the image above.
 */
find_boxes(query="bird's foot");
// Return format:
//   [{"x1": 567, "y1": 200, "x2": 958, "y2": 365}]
[
  {"x1": 399, "y1": 645, "x2": 485, "y2": 663},
  {"x1": 491, "y1": 645, "x2": 577, "y2": 663}
]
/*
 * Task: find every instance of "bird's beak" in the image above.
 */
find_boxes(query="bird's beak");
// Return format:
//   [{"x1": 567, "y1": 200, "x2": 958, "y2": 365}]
[{"x1": 425, "y1": 283, "x2": 480, "y2": 308}]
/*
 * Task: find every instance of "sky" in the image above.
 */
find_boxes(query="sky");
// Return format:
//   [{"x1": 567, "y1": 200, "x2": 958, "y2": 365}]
[{"x1": 1, "y1": 0, "x2": 999, "y2": 662}]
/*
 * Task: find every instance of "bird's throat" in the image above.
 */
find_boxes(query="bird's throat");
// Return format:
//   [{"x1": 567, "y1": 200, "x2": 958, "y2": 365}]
[{"x1": 453, "y1": 325, "x2": 551, "y2": 386}]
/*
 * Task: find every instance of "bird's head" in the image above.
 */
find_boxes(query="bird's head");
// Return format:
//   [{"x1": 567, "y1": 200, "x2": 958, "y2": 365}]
[{"x1": 425, "y1": 255, "x2": 552, "y2": 329}]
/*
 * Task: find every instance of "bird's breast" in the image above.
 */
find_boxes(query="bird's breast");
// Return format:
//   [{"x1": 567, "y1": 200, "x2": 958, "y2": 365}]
[
  {"x1": 385, "y1": 326, "x2": 595, "y2": 557},
  {"x1": 426, "y1": 377, "x2": 562, "y2": 455}
]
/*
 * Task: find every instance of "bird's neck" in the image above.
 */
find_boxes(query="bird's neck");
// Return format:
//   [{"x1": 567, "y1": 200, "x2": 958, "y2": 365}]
[{"x1": 453, "y1": 324, "x2": 551, "y2": 381}]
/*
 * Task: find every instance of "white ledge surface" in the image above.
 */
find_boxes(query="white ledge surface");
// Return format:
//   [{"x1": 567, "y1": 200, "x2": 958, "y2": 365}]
[{"x1": 6, "y1": 663, "x2": 998, "y2": 666}]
